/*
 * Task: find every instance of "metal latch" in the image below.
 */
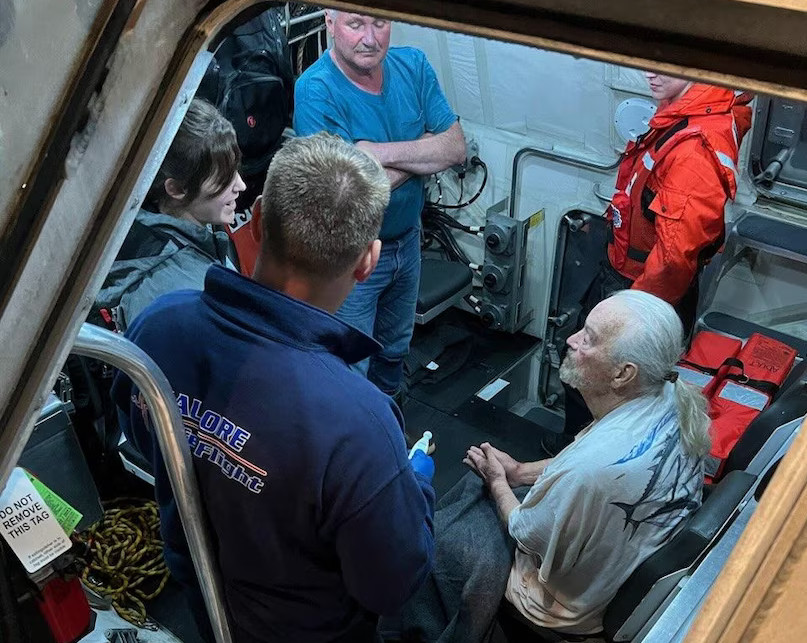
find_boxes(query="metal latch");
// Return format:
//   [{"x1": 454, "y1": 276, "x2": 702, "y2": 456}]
[
  {"x1": 544, "y1": 343, "x2": 561, "y2": 369},
  {"x1": 55, "y1": 372, "x2": 75, "y2": 413},
  {"x1": 563, "y1": 213, "x2": 591, "y2": 233},
  {"x1": 105, "y1": 629, "x2": 140, "y2": 643},
  {"x1": 547, "y1": 310, "x2": 572, "y2": 329}
]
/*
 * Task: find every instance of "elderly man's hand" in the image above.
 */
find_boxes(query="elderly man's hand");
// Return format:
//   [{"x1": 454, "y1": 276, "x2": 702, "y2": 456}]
[
  {"x1": 463, "y1": 442, "x2": 507, "y2": 486},
  {"x1": 487, "y1": 444, "x2": 524, "y2": 487}
]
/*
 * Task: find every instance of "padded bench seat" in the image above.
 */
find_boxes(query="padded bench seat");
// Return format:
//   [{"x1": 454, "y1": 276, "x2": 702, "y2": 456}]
[
  {"x1": 416, "y1": 259, "x2": 473, "y2": 324},
  {"x1": 735, "y1": 213, "x2": 807, "y2": 262},
  {"x1": 603, "y1": 469, "x2": 755, "y2": 641}
]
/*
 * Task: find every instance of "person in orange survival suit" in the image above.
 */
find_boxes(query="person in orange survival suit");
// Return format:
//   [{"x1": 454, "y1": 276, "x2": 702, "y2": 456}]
[
  {"x1": 599, "y1": 74, "x2": 753, "y2": 334},
  {"x1": 550, "y1": 73, "x2": 753, "y2": 452}
]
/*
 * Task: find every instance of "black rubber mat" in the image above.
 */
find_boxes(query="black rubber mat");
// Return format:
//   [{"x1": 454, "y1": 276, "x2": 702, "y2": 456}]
[
  {"x1": 455, "y1": 397, "x2": 552, "y2": 462},
  {"x1": 402, "y1": 398, "x2": 480, "y2": 497},
  {"x1": 403, "y1": 398, "x2": 551, "y2": 499},
  {"x1": 146, "y1": 578, "x2": 209, "y2": 642},
  {"x1": 407, "y1": 309, "x2": 539, "y2": 414},
  {"x1": 523, "y1": 404, "x2": 565, "y2": 433}
]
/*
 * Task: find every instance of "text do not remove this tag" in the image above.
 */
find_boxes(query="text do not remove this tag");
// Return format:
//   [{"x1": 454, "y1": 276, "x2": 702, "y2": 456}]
[{"x1": 0, "y1": 468, "x2": 72, "y2": 573}]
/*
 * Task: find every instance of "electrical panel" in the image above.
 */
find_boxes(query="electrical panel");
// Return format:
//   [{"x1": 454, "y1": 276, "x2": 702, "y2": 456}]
[{"x1": 479, "y1": 199, "x2": 533, "y2": 333}]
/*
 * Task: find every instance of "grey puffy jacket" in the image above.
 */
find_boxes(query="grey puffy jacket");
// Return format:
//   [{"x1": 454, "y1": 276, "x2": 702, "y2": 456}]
[{"x1": 94, "y1": 209, "x2": 233, "y2": 332}]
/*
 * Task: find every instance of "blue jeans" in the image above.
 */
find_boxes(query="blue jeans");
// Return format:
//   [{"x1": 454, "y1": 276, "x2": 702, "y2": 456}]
[{"x1": 336, "y1": 227, "x2": 421, "y2": 396}]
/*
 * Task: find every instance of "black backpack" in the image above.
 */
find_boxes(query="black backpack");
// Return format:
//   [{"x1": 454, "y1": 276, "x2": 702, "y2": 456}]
[{"x1": 198, "y1": 7, "x2": 294, "y2": 179}]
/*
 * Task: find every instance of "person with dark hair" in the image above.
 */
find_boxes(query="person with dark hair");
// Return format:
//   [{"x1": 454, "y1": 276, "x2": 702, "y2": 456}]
[
  {"x1": 112, "y1": 133, "x2": 436, "y2": 643},
  {"x1": 95, "y1": 98, "x2": 246, "y2": 331}
]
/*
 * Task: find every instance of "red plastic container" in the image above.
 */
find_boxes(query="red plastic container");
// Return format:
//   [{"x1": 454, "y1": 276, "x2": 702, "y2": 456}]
[{"x1": 36, "y1": 576, "x2": 93, "y2": 643}]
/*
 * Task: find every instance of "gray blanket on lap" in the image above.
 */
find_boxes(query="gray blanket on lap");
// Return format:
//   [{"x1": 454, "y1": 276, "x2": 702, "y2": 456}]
[{"x1": 399, "y1": 472, "x2": 529, "y2": 643}]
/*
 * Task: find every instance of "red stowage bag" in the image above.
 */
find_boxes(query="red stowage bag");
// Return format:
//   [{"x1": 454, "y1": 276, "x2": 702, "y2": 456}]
[
  {"x1": 676, "y1": 331, "x2": 742, "y2": 396},
  {"x1": 705, "y1": 333, "x2": 797, "y2": 481}
]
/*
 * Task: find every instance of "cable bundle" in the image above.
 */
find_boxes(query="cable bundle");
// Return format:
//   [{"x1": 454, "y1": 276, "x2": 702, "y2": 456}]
[
  {"x1": 422, "y1": 156, "x2": 490, "y2": 266},
  {"x1": 439, "y1": 156, "x2": 488, "y2": 210},
  {"x1": 422, "y1": 206, "x2": 476, "y2": 266}
]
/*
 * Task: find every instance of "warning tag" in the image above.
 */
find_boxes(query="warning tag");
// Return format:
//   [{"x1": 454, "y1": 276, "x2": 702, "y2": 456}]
[
  {"x1": 529, "y1": 209, "x2": 545, "y2": 229},
  {"x1": 25, "y1": 471, "x2": 82, "y2": 535},
  {"x1": 0, "y1": 468, "x2": 72, "y2": 573}
]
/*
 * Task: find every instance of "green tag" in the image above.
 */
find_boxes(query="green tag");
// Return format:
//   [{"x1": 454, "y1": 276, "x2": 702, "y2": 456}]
[{"x1": 24, "y1": 472, "x2": 82, "y2": 535}]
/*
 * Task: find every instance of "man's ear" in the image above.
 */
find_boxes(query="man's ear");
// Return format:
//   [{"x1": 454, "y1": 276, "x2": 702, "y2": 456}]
[
  {"x1": 164, "y1": 178, "x2": 186, "y2": 201},
  {"x1": 250, "y1": 196, "x2": 263, "y2": 244},
  {"x1": 354, "y1": 239, "x2": 381, "y2": 283},
  {"x1": 612, "y1": 361, "x2": 639, "y2": 390},
  {"x1": 324, "y1": 9, "x2": 336, "y2": 35}
]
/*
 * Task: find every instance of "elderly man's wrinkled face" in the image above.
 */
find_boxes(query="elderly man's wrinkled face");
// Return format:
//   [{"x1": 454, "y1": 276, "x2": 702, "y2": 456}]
[
  {"x1": 327, "y1": 11, "x2": 391, "y2": 75},
  {"x1": 560, "y1": 299, "x2": 626, "y2": 394}
]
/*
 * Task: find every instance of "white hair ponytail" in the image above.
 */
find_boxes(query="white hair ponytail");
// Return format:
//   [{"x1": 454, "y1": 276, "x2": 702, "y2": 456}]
[
  {"x1": 671, "y1": 375, "x2": 712, "y2": 457},
  {"x1": 608, "y1": 290, "x2": 711, "y2": 457}
]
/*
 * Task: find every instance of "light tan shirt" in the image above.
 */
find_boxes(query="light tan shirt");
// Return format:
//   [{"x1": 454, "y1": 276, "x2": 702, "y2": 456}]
[{"x1": 505, "y1": 383, "x2": 703, "y2": 634}]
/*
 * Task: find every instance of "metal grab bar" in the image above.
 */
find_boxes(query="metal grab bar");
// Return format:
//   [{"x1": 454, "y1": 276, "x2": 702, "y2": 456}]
[
  {"x1": 289, "y1": 23, "x2": 326, "y2": 46},
  {"x1": 509, "y1": 146, "x2": 621, "y2": 217},
  {"x1": 281, "y1": 9, "x2": 325, "y2": 30},
  {"x1": 72, "y1": 324, "x2": 232, "y2": 643}
]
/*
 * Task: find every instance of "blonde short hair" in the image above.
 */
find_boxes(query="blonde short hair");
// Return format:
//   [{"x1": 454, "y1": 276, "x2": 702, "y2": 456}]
[{"x1": 260, "y1": 133, "x2": 390, "y2": 278}]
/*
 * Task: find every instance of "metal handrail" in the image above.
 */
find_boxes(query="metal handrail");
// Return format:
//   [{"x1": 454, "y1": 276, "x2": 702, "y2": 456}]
[
  {"x1": 290, "y1": 23, "x2": 326, "y2": 46},
  {"x1": 281, "y1": 9, "x2": 325, "y2": 29},
  {"x1": 509, "y1": 145, "x2": 621, "y2": 217},
  {"x1": 72, "y1": 323, "x2": 233, "y2": 643}
]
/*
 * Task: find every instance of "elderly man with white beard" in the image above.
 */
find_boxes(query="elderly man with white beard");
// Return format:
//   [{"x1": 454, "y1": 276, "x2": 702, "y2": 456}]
[{"x1": 399, "y1": 289, "x2": 711, "y2": 642}]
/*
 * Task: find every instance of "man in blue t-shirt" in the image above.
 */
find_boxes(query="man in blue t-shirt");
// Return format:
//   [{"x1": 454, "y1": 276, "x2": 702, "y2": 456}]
[
  {"x1": 113, "y1": 134, "x2": 436, "y2": 643},
  {"x1": 294, "y1": 10, "x2": 466, "y2": 403}
]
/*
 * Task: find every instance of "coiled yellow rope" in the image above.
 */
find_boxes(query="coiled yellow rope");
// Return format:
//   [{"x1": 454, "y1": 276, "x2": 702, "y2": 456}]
[{"x1": 80, "y1": 499, "x2": 170, "y2": 627}]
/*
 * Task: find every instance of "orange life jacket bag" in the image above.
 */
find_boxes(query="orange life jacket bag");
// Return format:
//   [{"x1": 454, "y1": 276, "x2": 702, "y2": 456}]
[{"x1": 676, "y1": 331, "x2": 797, "y2": 481}]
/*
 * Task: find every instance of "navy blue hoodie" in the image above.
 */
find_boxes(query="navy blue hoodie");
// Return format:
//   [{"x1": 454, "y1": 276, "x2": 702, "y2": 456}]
[{"x1": 113, "y1": 265, "x2": 435, "y2": 642}]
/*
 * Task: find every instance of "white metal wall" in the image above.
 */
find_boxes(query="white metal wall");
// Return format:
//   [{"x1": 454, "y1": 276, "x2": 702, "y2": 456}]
[{"x1": 390, "y1": 21, "x2": 756, "y2": 338}]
